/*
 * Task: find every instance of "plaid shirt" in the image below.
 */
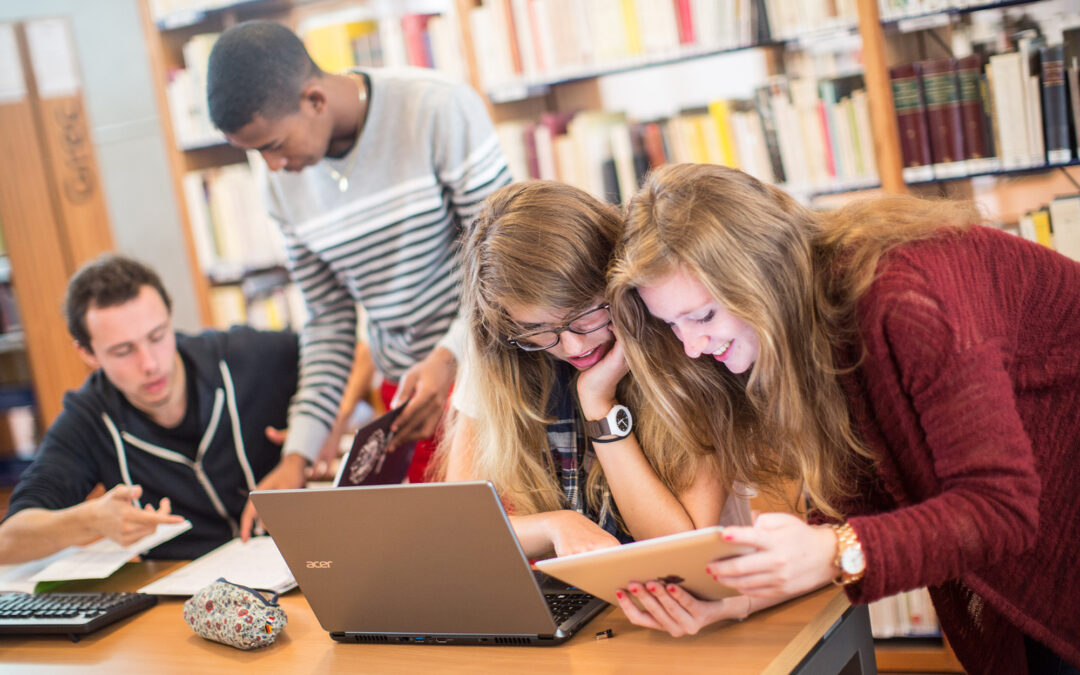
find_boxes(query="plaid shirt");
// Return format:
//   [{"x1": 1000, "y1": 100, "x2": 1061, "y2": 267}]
[{"x1": 546, "y1": 362, "x2": 633, "y2": 544}]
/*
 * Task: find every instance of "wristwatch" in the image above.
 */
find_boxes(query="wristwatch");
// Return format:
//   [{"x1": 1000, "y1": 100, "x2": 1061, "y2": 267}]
[
  {"x1": 585, "y1": 404, "x2": 633, "y2": 442},
  {"x1": 831, "y1": 522, "x2": 866, "y2": 585}
]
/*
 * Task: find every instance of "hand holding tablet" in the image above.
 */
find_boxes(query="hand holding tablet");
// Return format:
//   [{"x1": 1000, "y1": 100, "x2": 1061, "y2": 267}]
[{"x1": 534, "y1": 526, "x2": 753, "y2": 608}]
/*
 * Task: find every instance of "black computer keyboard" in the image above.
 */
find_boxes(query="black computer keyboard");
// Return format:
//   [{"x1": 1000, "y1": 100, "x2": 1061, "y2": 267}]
[
  {"x1": 0, "y1": 591, "x2": 157, "y2": 640},
  {"x1": 545, "y1": 592, "x2": 595, "y2": 625}
]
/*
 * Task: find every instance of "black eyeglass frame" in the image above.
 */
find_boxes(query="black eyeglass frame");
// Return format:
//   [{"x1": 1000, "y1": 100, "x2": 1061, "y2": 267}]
[{"x1": 506, "y1": 303, "x2": 612, "y2": 352}]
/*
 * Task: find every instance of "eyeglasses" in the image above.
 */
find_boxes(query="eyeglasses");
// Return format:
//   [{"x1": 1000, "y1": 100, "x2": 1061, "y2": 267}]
[{"x1": 507, "y1": 304, "x2": 612, "y2": 352}]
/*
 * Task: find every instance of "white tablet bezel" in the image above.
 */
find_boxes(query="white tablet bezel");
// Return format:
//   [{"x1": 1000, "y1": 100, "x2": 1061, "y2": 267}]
[{"x1": 534, "y1": 526, "x2": 752, "y2": 607}]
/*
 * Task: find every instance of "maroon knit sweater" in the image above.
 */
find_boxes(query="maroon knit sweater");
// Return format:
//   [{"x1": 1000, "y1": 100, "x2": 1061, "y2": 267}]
[{"x1": 836, "y1": 225, "x2": 1079, "y2": 674}]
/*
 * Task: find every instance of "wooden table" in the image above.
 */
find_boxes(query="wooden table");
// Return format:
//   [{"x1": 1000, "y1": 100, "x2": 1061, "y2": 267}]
[{"x1": 2, "y1": 562, "x2": 876, "y2": 674}]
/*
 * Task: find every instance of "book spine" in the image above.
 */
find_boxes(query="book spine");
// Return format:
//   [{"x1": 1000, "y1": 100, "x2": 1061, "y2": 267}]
[
  {"x1": 643, "y1": 121, "x2": 668, "y2": 167},
  {"x1": 1040, "y1": 44, "x2": 1072, "y2": 164},
  {"x1": 753, "y1": 85, "x2": 787, "y2": 183},
  {"x1": 977, "y1": 73, "x2": 998, "y2": 161},
  {"x1": 889, "y1": 63, "x2": 934, "y2": 181},
  {"x1": 955, "y1": 55, "x2": 988, "y2": 162},
  {"x1": 399, "y1": 14, "x2": 431, "y2": 69},
  {"x1": 919, "y1": 58, "x2": 967, "y2": 177},
  {"x1": 522, "y1": 123, "x2": 541, "y2": 179},
  {"x1": 675, "y1": 0, "x2": 694, "y2": 44}
]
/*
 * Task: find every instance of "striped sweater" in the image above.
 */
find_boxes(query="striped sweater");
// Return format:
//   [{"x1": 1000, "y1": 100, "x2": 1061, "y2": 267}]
[{"x1": 262, "y1": 68, "x2": 511, "y2": 460}]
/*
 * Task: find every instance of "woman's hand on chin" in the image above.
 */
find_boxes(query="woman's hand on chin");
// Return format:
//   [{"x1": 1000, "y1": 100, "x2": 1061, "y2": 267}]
[{"x1": 576, "y1": 338, "x2": 629, "y2": 418}]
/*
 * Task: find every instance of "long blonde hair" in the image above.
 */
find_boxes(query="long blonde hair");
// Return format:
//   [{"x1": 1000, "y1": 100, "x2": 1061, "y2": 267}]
[
  {"x1": 609, "y1": 164, "x2": 980, "y2": 518},
  {"x1": 438, "y1": 180, "x2": 703, "y2": 516}
]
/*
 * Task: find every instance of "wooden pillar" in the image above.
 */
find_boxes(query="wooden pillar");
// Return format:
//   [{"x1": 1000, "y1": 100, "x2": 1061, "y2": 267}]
[
  {"x1": 855, "y1": 0, "x2": 906, "y2": 194},
  {"x1": 0, "y1": 20, "x2": 106, "y2": 426}
]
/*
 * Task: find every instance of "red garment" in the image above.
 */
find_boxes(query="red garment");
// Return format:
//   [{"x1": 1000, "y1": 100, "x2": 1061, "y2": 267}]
[
  {"x1": 379, "y1": 380, "x2": 438, "y2": 484},
  {"x1": 836, "y1": 226, "x2": 1080, "y2": 674}
]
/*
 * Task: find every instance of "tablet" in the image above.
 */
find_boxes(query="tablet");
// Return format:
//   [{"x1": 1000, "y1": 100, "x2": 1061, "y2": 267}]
[{"x1": 534, "y1": 526, "x2": 752, "y2": 607}]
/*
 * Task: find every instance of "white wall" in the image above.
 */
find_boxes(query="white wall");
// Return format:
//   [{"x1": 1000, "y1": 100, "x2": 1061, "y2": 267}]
[{"x1": 1, "y1": 0, "x2": 201, "y2": 332}]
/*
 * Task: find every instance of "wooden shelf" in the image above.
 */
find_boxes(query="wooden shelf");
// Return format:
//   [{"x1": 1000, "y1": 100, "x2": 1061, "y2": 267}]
[{"x1": 875, "y1": 638, "x2": 964, "y2": 672}]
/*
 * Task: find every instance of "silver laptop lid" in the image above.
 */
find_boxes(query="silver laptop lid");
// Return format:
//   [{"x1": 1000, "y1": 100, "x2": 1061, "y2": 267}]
[{"x1": 250, "y1": 482, "x2": 558, "y2": 636}]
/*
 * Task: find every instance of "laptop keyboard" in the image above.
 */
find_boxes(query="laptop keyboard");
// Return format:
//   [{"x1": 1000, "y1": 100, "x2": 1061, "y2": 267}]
[
  {"x1": 0, "y1": 591, "x2": 157, "y2": 638},
  {"x1": 544, "y1": 592, "x2": 594, "y2": 625}
]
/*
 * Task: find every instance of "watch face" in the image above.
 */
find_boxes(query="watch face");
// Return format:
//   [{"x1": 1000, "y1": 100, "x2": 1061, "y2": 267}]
[
  {"x1": 614, "y1": 408, "x2": 630, "y2": 433},
  {"x1": 841, "y1": 547, "x2": 866, "y2": 574}
]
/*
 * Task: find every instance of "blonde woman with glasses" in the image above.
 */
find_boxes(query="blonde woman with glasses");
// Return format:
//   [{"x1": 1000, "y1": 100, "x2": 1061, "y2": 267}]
[{"x1": 438, "y1": 180, "x2": 750, "y2": 560}]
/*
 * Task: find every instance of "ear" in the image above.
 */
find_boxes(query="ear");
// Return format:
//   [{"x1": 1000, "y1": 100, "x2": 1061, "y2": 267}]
[
  {"x1": 75, "y1": 341, "x2": 100, "y2": 370},
  {"x1": 300, "y1": 80, "x2": 329, "y2": 115}
]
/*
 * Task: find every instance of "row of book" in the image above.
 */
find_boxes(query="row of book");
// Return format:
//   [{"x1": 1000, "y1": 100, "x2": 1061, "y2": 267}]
[
  {"x1": 1015, "y1": 193, "x2": 1080, "y2": 262},
  {"x1": 0, "y1": 283, "x2": 20, "y2": 336},
  {"x1": 299, "y1": 11, "x2": 465, "y2": 80},
  {"x1": 0, "y1": 249, "x2": 18, "y2": 336},
  {"x1": 182, "y1": 163, "x2": 287, "y2": 280},
  {"x1": 146, "y1": 0, "x2": 233, "y2": 23},
  {"x1": 890, "y1": 27, "x2": 1080, "y2": 184},
  {"x1": 208, "y1": 275, "x2": 308, "y2": 332},
  {"x1": 166, "y1": 10, "x2": 463, "y2": 150},
  {"x1": 496, "y1": 71, "x2": 879, "y2": 204},
  {"x1": 167, "y1": 33, "x2": 221, "y2": 149},
  {"x1": 878, "y1": 0, "x2": 1020, "y2": 22},
  {"x1": 470, "y1": 0, "x2": 862, "y2": 94},
  {"x1": 868, "y1": 588, "x2": 940, "y2": 639}
]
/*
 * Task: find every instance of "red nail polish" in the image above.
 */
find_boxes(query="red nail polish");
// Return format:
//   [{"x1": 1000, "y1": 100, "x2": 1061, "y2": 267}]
[
  {"x1": 667, "y1": 584, "x2": 677, "y2": 593},
  {"x1": 646, "y1": 583, "x2": 656, "y2": 592},
  {"x1": 630, "y1": 587, "x2": 639, "y2": 594},
  {"x1": 723, "y1": 533, "x2": 734, "y2": 541},
  {"x1": 615, "y1": 590, "x2": 624, "y2": 599}
]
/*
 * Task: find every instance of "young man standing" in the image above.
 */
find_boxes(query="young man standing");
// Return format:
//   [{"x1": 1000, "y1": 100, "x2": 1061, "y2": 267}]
[
  {"x1": 206, "y1": 22, "x2": 511, "y2": 492},
  {"x1": 0, "y1": 255, "x2": 300, "y2": 562}
]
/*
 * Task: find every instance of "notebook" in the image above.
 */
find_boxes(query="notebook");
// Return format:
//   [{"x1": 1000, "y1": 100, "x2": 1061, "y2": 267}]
[
  {"x1": 250, "y1": 482, "x2": 607, "y2": 645},
  {"x1": 332, "y1": 403, "x2": 414, "y2": 487}
]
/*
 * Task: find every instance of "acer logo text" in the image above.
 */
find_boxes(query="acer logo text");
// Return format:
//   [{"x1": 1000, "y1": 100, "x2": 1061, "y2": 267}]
[{"x1": 306, "y1": 561, "x2": 332, "y2": 569}]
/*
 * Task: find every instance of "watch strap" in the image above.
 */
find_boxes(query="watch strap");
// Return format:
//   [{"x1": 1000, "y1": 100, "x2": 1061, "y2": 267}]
[
  {"x1": 584, "y1": 417, "x2": 612, "y2": 438},
  {"x1": 830, "y1": 522, "x2": 865, "y2": 586}
]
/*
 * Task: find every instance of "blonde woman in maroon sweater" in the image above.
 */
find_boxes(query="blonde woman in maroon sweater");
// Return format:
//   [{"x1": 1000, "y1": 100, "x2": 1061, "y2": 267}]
[{"x1": 607, "y1": 163, "x2": 1079, "y2": 674}]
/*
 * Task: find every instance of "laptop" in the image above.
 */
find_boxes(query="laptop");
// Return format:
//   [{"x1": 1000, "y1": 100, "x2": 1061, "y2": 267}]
[{"x1": 250, "y1": 482, "x2": 607, "y2": 645}]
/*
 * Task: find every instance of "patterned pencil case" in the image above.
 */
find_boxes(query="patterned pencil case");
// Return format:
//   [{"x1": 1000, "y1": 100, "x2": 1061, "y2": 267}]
[{"x1": 182, "y1": 578, "x2": 287, "y2": 650}]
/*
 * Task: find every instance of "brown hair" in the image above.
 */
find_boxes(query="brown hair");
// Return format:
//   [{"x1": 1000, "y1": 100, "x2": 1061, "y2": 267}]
[
  {"x1": 609, "y1": 164, "x2": 979, "y2": 517},
  {"x1": 65, "y1": 254, "x2": 172, "y2": 351}
]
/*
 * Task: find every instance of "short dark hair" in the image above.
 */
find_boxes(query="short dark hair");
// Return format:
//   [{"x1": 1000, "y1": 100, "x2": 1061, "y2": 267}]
[
  {"x1": 65, "y1": 254, "x2": 172, "y2": 351},
  {"x1": 206, "y1": 21, "x2": 321, "y2": 133}
]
